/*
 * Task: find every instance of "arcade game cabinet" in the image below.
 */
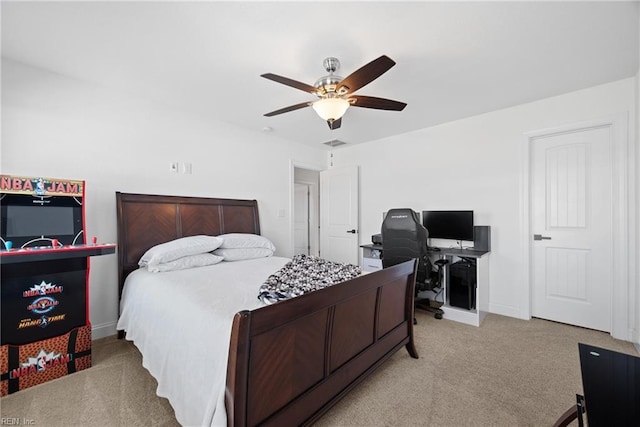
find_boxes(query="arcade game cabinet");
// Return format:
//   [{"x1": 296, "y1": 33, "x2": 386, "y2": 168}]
[{"x1": 0, "y1": 175, "x2": 115, "y2": 395}]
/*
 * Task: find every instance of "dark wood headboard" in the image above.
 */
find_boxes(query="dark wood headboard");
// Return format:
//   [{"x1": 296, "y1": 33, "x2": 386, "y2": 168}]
[{"x1": 115, "y1": 192, "x2": 260, "y2": 300}]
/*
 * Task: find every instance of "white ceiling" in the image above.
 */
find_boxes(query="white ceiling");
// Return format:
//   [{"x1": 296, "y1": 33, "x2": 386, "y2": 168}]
[{"x1": 2, "y1": 1, "x2": 638, "y2": 149}]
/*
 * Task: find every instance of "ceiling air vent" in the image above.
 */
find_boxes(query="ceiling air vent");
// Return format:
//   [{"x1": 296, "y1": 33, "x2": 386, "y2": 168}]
[{"x1": 323, "y1": 139, "x2": 347, "y2": 147}]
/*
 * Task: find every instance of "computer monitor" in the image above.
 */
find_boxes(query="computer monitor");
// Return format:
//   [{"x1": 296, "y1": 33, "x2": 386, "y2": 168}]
[{"x1": 422, "y1": 210, "x2": 474, "y2": 241}]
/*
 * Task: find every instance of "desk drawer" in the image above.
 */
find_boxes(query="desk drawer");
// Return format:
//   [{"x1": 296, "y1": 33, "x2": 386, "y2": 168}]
[{"x1": 363, "y1": 258, "x2": 382, "y2": 272}]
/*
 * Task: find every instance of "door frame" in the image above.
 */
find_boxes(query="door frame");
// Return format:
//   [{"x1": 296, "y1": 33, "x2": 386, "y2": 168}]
[
  {"x1": 520, "y1": 114, "x2": 633, "y2": 340},
  {"x1": 289, "y1": 159, "x2": 323, "y2": 258}
]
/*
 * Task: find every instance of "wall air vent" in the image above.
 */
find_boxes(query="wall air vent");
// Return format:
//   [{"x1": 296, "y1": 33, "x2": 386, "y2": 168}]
[{"x1": 322, "y1": 139, "x2": 347, "y2": 147}]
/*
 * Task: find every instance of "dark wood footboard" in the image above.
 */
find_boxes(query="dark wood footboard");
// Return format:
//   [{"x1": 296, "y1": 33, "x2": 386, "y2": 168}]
[{"x1": 226, "y1": 259, "x2": 418, "y2": 427}]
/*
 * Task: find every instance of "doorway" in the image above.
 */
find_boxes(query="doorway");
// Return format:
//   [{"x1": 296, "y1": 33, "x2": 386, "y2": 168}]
[
  {"x1": 293, "y1": 167, "x2": 320, "y2": 257},
  {"x1": 290, "y1": 163, "x2": 360, "y2": 265},
  {"x1": 294, "y1": 183, "x2": 311, "y2": 255}
]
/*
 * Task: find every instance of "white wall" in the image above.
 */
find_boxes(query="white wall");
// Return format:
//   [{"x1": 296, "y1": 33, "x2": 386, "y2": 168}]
[
  {"x1": 1, "y1": 59, "x2": 327, "y2": 338},
  {"x1": 333, "y1": 78, "x2": 637, "y2": 334},
  {"x1": 3, "y1": 58, "x2": 637, "y2": 342}
]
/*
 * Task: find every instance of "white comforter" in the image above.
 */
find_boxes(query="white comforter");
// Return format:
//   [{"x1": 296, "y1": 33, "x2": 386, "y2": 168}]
[{"x1": 116, "y1": 256, "x2": 290, "y2": 427}]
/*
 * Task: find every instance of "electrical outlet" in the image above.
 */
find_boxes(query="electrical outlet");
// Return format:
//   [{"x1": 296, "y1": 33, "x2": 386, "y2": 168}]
[
  {"x1": 169, "y1": 162, "x2": 179, "y2": 173},
  {"x1": 181, "y1": 162, "x2": 192, "y2": 174}
]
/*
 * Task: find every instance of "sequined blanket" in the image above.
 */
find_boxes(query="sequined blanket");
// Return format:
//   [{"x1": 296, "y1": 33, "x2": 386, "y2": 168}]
[{"x1": 257, "y1": 254, "x2": 362, "y2": 305}]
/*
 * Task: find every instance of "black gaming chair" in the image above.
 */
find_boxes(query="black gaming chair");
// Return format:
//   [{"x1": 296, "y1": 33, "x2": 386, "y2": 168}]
[{"x1": 381, "y1": 208, "x2": 443, "y2": 319}]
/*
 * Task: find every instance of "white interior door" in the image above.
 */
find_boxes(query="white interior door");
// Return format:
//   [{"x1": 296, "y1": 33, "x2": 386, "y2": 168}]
[
  {"x1": 293, "y1": 183, "x2": 310, "y2": 255},
  {"x1": 320, "y1": 166, "x2": 359, "y2": 264},
  {"x1": 531, "y1": 126, "x2": 612, "y2": 332}
]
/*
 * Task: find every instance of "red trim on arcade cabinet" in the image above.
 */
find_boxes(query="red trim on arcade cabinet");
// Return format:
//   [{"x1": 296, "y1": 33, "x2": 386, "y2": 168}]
[
  {"x1": 81, "y1": 181, "x2": 87, "y2": 245},
  {"x1": 81, "y1": 182, "x2": 89, "y2": 328},
  {"x1": 0, "y1": 244, "x2": 115, "y2": 258}
]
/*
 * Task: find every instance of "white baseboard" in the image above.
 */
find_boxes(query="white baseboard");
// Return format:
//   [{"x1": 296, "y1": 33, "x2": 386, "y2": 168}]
[
  {"x1": 488, "y1": 302, "x2": 526, "y2": 320},
  {"x1": 91, "y1": 321, "x2": 118, "y2": 340}
]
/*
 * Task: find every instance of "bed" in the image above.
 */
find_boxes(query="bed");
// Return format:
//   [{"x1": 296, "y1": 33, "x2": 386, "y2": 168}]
[{"x1": 115, "y1": 192, "x2": 418, "y2": 426}]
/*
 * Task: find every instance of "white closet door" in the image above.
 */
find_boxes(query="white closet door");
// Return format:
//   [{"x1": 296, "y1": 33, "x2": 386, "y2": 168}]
[
  {"x1": 320, "y1": 166, "x2": 359, "y2": 264},
  {"x1": 531, "y1": 126, "x2": 612, "y2": 332}
]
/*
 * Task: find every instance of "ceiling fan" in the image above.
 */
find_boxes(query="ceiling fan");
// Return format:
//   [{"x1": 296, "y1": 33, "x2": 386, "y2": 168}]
[{"x1": 261, "y1": 55, "x2": 407, "y2": 130}]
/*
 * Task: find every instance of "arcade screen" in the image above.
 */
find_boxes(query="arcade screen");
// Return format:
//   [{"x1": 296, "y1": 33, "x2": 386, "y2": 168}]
[{"x1": 5, "y1": 205, "x2": 76, "y2": 237}]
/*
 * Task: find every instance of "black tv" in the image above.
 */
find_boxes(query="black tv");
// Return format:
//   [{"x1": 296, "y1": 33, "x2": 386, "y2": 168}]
[{"x1": 422, "y1": 210, "x2": 474, "y2": 241}]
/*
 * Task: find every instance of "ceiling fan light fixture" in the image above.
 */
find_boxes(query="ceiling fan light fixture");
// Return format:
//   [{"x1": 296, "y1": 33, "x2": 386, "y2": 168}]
[{"x1": 312, "y1": 98, "x2": 350, "y2": 121}]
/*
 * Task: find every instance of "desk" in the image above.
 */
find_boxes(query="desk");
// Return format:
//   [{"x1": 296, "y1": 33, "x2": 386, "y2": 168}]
[
  {"x1": 360, "y1": 244, "x2": 383, "y2": 272},
  {"x1": 360, "y1": 244, "x2": 490, "y2": 326},
  {"x1": 431, "y1": 247, "x2": 489, "y2": 327}
]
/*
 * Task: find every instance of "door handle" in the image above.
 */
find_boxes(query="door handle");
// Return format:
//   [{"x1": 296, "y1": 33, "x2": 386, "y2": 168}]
[
  {"x1": 533, "y1": 234, "x2": 552, "y2": 241},
  {"x1": 346, "y1": 229, "x2": 357, "y2": 234}
]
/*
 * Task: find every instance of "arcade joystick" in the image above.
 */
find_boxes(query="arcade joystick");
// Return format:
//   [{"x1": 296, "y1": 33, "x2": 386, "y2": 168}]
[{"x1": 92, "y1": 237, "x2": 98, "y2": 245}]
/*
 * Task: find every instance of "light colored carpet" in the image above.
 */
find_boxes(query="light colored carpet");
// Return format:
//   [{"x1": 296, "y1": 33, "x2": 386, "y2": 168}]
[{"x1": 1, "y1": 313, "x2": 637, "y2": 426}]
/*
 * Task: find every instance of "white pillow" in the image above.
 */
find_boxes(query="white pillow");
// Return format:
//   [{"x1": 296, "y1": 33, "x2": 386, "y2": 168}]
[
  {"x1": 139, "y1": 235, "x2": 223, "y2": 267},
  {"x1": 147, "y1": 253, "x2": 224, "y2": 273},
  {"x1": 218, "y1": 233, "x2": 276, "y2": 251},
  {"x1": 213, "y1": 247, "x2": 274, "y2": 262}
]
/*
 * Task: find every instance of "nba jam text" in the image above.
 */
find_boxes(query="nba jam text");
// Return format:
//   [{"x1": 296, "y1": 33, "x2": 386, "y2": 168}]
[
  {"x1": 9, "y1": 348, "x2": 72, "y2": 380},
  {"x1": 0, "y1": 175, "x2": 82, "y2": 197}
]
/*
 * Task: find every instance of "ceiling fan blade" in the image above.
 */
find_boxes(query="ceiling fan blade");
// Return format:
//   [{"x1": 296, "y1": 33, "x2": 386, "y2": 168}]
[
  {"x1": 335, "y1": 55, "x2": 396, "y2": 95},
  {"x1": 264, "y1": 101, "x2": 311, "y2": 117},
  {"x1": 261, "y1": 73, "x2": 318, "y2": 94},
  {"x1": 327, "y1": 117, "x2": 342, "y2": 130},
  {"x1": 348, "y1": 95, "x2": 407, "y2": 111}
]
